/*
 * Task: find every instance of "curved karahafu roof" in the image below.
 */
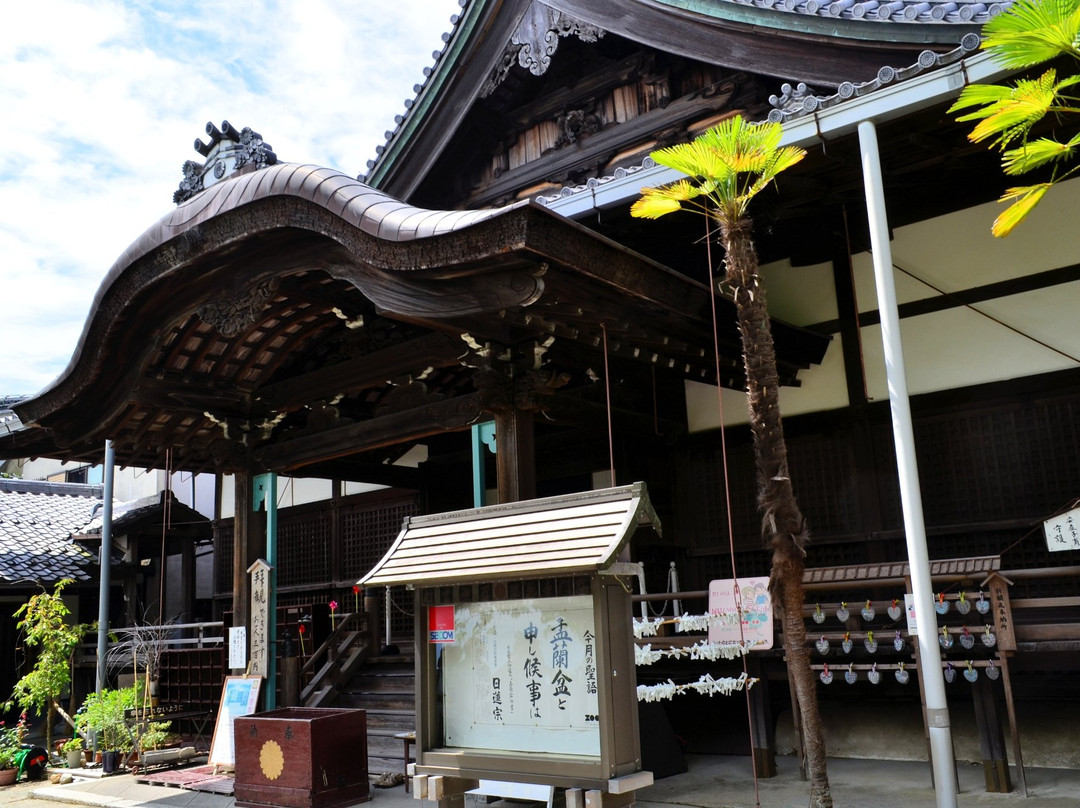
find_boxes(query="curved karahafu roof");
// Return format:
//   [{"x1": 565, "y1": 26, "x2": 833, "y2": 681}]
[
  {"x1": 0, "y1": 159, "x2": 829, "y2": 476},
  {"x1": 359, "y1": 482, "x2": 660, "y2": 587}
]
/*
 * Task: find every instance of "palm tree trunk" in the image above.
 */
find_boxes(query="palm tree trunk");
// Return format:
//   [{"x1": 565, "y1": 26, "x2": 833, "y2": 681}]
[{"x1": 721, "y1": 218, "x2": 832, "y2": 808}]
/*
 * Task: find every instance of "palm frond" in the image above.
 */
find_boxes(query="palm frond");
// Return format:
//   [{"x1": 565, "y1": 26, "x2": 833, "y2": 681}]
[
  {"x1": 953, "y1": 69, "x2": 1059, "y2": 147},
  {"x1": 991, "y1": 182, "x2": 1052, "y2": 236},
  {"x1": 981, "y1": 0, "x2": 1080, "y2": 69},
  {"x1": 1001, "y1": 133, "x2": 1080, "y2": 173},
  {"x1": 650, "y1": 141, "x2": 732, "y2": 184},
  {"x1": 763, "y1": 145, "x2": 808, "y2": 180},
  {"x1": 633, "y1": 115, "x2": 805, "y2": 226},
  {"x1": 949, "y1": 82, "x2": 1017, "y2": 114},
  {"x1": 630, "y1": 180, "x2": 702, "y2": 219}
]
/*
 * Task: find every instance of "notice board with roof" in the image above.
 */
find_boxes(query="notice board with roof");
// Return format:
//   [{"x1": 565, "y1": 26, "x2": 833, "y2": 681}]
[{"x1": 358, "y1": 483, "x2": 659, "y2": 805}]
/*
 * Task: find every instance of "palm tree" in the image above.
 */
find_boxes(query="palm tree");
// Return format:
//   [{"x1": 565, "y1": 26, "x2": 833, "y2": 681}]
[
  {"x1": 950, "y1": 0, "x2": 1080, "y2": 236},
  {"x1": 631, "y1": 116, "x2": 831, "y2": 808}
]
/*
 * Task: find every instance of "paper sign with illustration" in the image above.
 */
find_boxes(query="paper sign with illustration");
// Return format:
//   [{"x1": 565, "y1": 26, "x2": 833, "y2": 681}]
[{"x1": 708, "y1": 577, "x2": 773, "y2": 649}]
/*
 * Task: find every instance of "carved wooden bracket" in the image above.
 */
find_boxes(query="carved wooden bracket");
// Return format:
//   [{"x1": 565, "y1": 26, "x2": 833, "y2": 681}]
[{"x1": 196, "y1": 278, "x2": 280, "y2": 338}]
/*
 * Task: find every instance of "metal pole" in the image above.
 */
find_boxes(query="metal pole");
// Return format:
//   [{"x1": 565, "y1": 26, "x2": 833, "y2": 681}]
[
  {"x1": 859, "y1": 120, "x2": 958, "y2": 808},
  {"x1": 385, "y1": 586, "x2": 392, "y2": 650},
  {"x1": 95, "y1": 440, "x2": 115, "y2": 694}
]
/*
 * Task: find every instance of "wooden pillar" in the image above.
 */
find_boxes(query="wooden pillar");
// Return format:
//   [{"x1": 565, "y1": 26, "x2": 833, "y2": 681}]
[
  {"x1": 998, "y1": 652, "x2": 1027, "y2": 797},
  {"x1": 972, "y1": 674, "x2": 1011, "y2": 792},
  {"x1": 494, "y1": 407, "x2": 536, "y2": 504},
  {"x1": 231, "y1": 470, "x2": 265, "y2": 670}
]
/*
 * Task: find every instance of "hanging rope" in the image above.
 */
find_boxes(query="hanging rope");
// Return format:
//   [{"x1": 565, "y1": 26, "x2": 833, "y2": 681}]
[
  {"x1": 601, "y1": 322, "x2": 617, "y2": 486},
  {"x1": 158, "y1": 448, "x2": 173, "y2": 623},
  {"x1": 705, "y1": 211, "x2": 763, "y2": 808}
]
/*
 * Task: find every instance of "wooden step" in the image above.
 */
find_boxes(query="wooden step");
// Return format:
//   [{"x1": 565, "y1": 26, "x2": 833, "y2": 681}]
[
  {"x1": 348, "y1": 671, "x2": 415, "y2": 691},
  {"x1": 367, "y1": 730, "x2": 414, "y2": 759},
  {"x1": 362, "y1": 709, "x2": 415, "y2": 730}
]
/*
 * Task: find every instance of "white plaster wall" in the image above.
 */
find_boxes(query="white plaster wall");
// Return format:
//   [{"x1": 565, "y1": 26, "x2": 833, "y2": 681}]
[
  {"x1": 861, "y1": 287, "x2": 1080, "y2": 400},
  {"x1": 687, "y1": 176, "x2": 1080, "y2": 431},
  {"x1": 17, "y1": 457, "x2": 162, "y2": 501},
  {"x1": 686, "y1": 334, "x2": 849, "y2": 431}
]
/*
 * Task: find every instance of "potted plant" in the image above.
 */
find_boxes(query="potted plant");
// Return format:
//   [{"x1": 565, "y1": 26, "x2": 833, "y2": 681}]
[
  {"x1": 75, "y1": 685, "x2": 139, "y2": 773},
  {"x1": 137, "y1": 720, "x2": 174, "y2": 753},
  {"x1": 0, "y1": 713, "x2": 30, "y2": 785},
  {"x1": 61, "y1": 737, "x2": 83, "y2": 769}
]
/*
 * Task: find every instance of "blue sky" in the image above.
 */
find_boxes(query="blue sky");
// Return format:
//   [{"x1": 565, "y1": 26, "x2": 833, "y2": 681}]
[{"x1": 0, "y1": 0, "x2": 462, "y2": 396}]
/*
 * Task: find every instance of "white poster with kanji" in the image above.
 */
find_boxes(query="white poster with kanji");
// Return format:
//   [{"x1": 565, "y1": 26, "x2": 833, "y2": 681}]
[
  {"x1": 441, "y1": 595, "x2": 600, "y2": 756},
  {"x1": 1044, "y1": 506, "x2": 1080, "y2": 552}
]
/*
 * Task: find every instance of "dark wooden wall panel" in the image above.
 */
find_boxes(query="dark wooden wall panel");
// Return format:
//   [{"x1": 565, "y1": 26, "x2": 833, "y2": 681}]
[{"x1": 670, "y1": 384, "x2": 1080, "y2": 596}]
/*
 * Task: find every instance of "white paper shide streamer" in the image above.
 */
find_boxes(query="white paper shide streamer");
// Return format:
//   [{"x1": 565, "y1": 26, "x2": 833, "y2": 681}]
[{"x1": 633, "y1": 612, "x2": 759, "y2": 701}]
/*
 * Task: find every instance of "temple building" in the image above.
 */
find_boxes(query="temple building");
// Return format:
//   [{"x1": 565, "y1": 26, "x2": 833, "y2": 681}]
[{"x1": 2, "y1": 0, "x2": 1078, "y2": 785}]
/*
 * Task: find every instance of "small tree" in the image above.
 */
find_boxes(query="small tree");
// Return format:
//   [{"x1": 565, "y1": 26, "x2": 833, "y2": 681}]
[
  {"x1": 950, "y1": 0, "x2": 1080, "y2": 236},
  {"x1": 632, "y1": 116, "x2": 832, "y2": 808},
  {"x1": 7, "y1": 579, "x2": 91, "y2": 751}
]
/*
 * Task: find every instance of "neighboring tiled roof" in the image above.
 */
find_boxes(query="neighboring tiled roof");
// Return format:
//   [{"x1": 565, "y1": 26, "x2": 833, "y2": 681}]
[
  {"x1": 1, "y1": 397, "x2": 27, "y2": 437},
  {"x1": 534, "y1": 34, "x2": 982, "y2": 208},
  {"x1": 81, "y1": 492, "x2": 164, "y2": 535},
  {"x1": 81, "y1": 490, "x2": 211, "y2": 541},
  {"x1": 0, "y1": 479, "x2": 102, "y2": 584}
]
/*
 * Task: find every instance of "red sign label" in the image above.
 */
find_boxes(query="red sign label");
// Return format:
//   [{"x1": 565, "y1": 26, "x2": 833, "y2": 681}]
[{"x1": 429, "y1": 605, "x2": 455, "y2": 643}]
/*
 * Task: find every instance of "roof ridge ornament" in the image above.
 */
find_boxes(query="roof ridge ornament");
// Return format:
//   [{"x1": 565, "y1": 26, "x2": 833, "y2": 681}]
[{"x1": 173, "y1": 121, "x2": 278, "y2": 205}]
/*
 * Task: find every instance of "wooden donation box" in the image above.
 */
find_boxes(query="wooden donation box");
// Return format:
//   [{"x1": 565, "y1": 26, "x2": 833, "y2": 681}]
[
  {"x1": 234, "y1": 708, "x2": 370, "y2": 808},
  {"x1": 359, "y1": 484, "x2": 660, "y2": 808}
]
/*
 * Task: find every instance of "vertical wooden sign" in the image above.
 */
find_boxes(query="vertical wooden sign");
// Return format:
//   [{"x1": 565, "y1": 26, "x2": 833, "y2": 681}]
[
  {"x1": 984, "y1": 572, "x2": 1016, "y2": 652},
  {"x1": 248, "y1": 558, "x2": 273, "y2": 677}
]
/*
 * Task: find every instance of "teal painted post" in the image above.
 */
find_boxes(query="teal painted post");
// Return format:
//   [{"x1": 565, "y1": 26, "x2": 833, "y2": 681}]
[
  {"x1": 254, "y1": 472, "x2": 279, "y2": 709},
  {"x1": 471, "y1": 421, "x2": 496, "y2": 508}
]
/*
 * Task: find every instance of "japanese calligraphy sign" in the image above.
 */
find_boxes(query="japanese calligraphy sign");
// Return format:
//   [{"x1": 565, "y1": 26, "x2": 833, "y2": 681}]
[
  {"x1": 247, "y1": 558, "x2": 272, "y2": 677},
  {"x1": 441, "y1": 595, "x2": 600, "y2": 756},
  {"x1": 1043, "y1": 506, "x2": 1080, "y2": 553},
  {"x1": 984, "y1": 572, "x2": 1016, "y2": 651},
  {"x1": 708, "y1": 577, "x2": 773, "y2": 649}
]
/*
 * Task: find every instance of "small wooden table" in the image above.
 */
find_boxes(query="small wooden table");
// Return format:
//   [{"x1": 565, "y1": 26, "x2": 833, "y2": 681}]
[{"x1": 394, "y1": 731, "x2": 415, "y2": 792}]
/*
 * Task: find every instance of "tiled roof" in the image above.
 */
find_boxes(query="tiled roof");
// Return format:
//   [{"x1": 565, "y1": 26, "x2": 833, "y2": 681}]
[
  {"x1": 363, "y1": 0, "x2": 1006, "y2": 182},
  {"x1": 0, "y1": 479, "x2": 102, "y2": 584},
  {"x1": 765, "y1": 32, "x2": 982, "y2": 123},
  {"x1": 706, "y1": 0, "x2": 1005, "y2": 25}
]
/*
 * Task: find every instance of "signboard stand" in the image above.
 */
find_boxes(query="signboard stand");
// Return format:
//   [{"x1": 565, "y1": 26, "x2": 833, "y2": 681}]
[
  {"x1": 358, "y1": 485, "x2": 660, "y2": 807},
  {"x1": 208, "y1": 675, "x2": 263, "y2": 773}
]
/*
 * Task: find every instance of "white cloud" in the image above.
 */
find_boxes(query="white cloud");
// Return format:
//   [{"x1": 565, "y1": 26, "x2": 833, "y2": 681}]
[{"x1": 0, "y1": 0, "x2": 462, "y2": 395}]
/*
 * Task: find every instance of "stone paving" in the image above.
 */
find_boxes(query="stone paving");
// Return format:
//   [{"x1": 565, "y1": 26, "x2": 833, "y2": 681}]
[{"x1": 3, "y1": 755, "x2": 1079, "y2": 808}]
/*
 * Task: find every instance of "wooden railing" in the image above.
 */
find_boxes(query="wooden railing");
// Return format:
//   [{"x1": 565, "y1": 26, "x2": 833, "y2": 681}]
[{"x1": 300, "y1": 611, "x2": 373, "y2": 707}]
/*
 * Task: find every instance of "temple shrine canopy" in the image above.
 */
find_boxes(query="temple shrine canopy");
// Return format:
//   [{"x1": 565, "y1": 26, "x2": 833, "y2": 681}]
[{"x1": 0, "y1": 120, "x2": 828, "y2": 481}]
